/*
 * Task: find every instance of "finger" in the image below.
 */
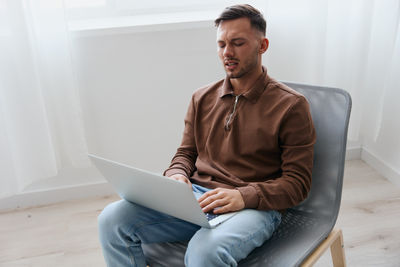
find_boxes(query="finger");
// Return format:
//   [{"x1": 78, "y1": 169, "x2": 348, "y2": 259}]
[
  {"x1": 197, "y1": 189, "x2": 218, "y2": 203},
  {"x1": 182, "y1": 179, "x2": 192, "y2": 188},
  {"x1": 201, "y1": 198, "x2": 227, "y2": 213},
  {"x1": 204, "y1": 200, "x2": 234, "y2": 214},
  {"x1": 171, "y1": 177, "x2": 182, "y2": 183},
  {"x1": 213, "y1": 203, "x2": 236, "y2": 214},
  {"x1": 213, "y1": 205, "x2": 229, "y2": 214},
  {"x1": 172, "y1": 177, "x2": 192, "y2": 187},
  {"x1": 181, "y1": 177, "x2": 191, "y2": 185},
  {"x1": 198, "y1": 190, "x2": 222, "y2": 208}
]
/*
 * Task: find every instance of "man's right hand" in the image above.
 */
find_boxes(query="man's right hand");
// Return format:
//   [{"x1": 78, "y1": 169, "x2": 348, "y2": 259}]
[{"x1": 168, "y1": 174, "x2": 192, "y2": 188}]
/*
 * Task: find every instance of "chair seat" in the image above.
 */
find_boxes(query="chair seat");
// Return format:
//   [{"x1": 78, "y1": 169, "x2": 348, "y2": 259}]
[{"x1": 143, "y1": 209, "x2": 334, "y2": 267}]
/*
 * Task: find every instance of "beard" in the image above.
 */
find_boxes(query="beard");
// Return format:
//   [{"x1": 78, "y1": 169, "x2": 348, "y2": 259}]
[{"x1": 224, "y1": 48, "x2": 260, "y2": 79}]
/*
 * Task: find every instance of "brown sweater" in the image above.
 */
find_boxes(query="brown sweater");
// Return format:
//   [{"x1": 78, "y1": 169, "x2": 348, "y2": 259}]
[{"x1": 164, "y1": 69, "x2": 316, "y2": 211}]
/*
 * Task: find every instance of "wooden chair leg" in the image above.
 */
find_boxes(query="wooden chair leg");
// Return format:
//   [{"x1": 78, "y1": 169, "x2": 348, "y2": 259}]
[
  {"x1": 301, "y1": 228, "x2": 346, "y2": 267},
  {"x1": 330, "y1": 229, "x2": 346, "y2": 267}
]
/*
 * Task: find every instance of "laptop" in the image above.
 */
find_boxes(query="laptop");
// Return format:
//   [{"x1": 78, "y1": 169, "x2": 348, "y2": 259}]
[{"x1": 89, "y1": 154, "x2": 238, "y2": 228}]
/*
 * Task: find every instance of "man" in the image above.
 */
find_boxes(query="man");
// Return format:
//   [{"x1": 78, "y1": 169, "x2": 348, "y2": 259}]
[{"x1": 98, "y1": 4, "x2": 316, "y2": 267}]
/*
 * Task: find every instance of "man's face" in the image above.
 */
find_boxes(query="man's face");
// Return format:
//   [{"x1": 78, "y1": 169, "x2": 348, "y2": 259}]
[{"x1": 216, "y1": 17, "x2": 266, "y2": 79}]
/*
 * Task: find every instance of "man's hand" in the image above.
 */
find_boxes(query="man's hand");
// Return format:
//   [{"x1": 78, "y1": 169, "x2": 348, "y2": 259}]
[
  {"x1": 168, "y1": 174, "x2": 192, "y2": 188},
  {"x1": 198, "y1": 188, "x2": 245, "y2": 214}
]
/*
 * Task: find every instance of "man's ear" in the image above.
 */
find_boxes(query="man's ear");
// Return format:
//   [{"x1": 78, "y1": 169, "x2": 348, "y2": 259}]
[{"x1": 260, "y1": 38, "x2": 269, "y2": 54}]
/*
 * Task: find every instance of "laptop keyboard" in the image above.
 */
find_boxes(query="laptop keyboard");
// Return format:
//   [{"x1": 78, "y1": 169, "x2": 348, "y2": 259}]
[{"x1": 205, "y1": 212, "x2": 219, "y2": 221}]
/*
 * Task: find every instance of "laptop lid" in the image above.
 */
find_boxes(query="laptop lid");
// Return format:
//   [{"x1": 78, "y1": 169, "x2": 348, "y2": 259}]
[{"x1": 89, "y1": 154, "x2": 217, "y2": 228}]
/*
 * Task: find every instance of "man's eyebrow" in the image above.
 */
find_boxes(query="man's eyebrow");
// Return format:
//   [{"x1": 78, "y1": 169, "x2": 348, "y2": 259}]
[
  {"x1": 217, "y1": 37, "x2": 246, "y2": 43},
  {"x1": 231, "y1": 38, "x2": 246, "y2": 42}
]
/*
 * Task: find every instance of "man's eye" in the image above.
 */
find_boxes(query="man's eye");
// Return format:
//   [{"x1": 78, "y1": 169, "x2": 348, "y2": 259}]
[{"x1": 235, "y1": 43, "x2": 244, "y2": 46}]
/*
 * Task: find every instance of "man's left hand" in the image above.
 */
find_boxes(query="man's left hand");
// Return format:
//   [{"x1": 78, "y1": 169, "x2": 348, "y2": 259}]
[{"x1": 198, "y1": 188, "x2": 245, "y2": 214}]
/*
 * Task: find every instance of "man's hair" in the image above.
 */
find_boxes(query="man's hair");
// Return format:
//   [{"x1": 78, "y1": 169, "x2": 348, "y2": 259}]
[{"x1": 214, "y1": 4, "x2": 266, "y2": 36}]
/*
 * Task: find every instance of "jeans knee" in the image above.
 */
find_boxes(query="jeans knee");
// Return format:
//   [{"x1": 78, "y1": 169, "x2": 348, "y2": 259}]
[
  {"x1": 98, "y1": 201, "x2": 119, "y2": 231},
  {"x1": 98, "y1": 200, "x2": 136, "y2": 244},
  {"x1": 98, "y1": 202, "x2": 117, "y2": 243},
  {"x1": 185, "y1": 234, "x2": 236, "y2": 267}
]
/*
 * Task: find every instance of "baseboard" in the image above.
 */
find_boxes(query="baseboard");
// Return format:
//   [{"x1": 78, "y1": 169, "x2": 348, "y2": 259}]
[
  {"x1": 361, "y1": 148, "x2": 400, "y2": 187},
  {"x1": 0, "y1": 181, "x2": 115, "y2": 212},
  {"x1": 346, "y1": 145, "x2": 362, "y2": 160}
]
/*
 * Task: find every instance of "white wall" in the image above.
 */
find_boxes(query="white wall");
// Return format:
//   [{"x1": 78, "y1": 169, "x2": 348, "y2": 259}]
[{"x1": 73, "y1": 26, "x2": 224, "y2": 173}]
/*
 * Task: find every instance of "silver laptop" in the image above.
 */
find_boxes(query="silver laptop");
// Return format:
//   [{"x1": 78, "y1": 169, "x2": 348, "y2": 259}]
[{"x1": 89, "y1": 154, "x2": 238, "y2": 228}]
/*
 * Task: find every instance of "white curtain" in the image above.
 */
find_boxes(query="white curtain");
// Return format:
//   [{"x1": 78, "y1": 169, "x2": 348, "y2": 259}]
[{"x1": 0, "y1": 0, "x2": 89, "y2": 198}]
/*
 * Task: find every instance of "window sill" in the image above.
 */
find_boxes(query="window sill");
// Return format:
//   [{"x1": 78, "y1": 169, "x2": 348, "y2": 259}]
[{"x1": 68, "y1": 10, "x2": 218, "y2": 37}]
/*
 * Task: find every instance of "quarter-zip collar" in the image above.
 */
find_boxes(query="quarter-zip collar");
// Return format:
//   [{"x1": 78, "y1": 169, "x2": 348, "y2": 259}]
[
  {"x1": 219, "y1": 66, "x2": 270, "y2": 103},
  {"x1": 225, "y1": 94, "x2": 240, "y2": 131}
]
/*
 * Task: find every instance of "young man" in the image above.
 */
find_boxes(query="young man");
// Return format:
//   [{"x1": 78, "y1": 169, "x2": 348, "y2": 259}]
[{"x1": 98, "y1": 4, "x2": 316, "y2": 267}]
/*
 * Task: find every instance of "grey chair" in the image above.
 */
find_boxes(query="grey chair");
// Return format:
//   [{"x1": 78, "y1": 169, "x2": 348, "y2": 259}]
[{"x1": 143, "y1": 82, "x2": 352, "y2": 267}]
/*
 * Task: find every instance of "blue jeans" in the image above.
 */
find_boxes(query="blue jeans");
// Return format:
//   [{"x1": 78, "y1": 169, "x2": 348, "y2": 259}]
[{"x1": 98, "y1": 184, "x2": 281, "y2": 267}]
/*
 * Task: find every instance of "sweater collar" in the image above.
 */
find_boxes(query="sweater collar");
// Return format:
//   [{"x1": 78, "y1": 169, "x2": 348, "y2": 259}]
[{"x1": 219, "y1": 66, "x2": 270, "y2": 103}]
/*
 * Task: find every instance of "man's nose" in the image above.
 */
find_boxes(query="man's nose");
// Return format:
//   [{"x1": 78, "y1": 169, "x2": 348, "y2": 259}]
[{"x1": 223, "y1": 44, "x2": 234, "y2": 58}]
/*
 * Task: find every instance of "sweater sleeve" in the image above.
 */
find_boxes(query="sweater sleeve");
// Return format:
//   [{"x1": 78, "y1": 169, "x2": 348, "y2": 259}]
[
  {"x1": 163, "y1": 96, "x2": 198, "y2": 178},
  {"x1": 237, "y1": 96, "x2": 316, "y2": 210}
]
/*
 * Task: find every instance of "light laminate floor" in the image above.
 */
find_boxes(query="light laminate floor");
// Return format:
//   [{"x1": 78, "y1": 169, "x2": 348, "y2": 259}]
[{"x1": 0, "y1": 160, "x2": 399, "y2": 267}]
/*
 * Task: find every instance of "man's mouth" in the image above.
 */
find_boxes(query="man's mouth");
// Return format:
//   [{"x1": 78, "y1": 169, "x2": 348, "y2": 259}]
[{"x1": 225, "y1": 60, "x2": 238, "y2": 70}]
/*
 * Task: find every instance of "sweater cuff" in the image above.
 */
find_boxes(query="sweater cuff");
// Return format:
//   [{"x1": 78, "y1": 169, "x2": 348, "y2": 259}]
[
  {"x1": 237, "y1": 186, "x2": 259, "y2": 209},
  {"x1": 163, "y1": 168, "x2": 188, "y2": 178}
]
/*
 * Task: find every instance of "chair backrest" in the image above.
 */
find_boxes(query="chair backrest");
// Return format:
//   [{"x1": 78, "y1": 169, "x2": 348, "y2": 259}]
[{"x1": 283, "y1": 82, "x2": 352, "y2": 223}]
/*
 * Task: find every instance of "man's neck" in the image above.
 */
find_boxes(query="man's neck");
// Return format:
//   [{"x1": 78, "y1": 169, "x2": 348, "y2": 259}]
[{"x1": 230, "y1": 66, "x2": 264, "y2": 95}]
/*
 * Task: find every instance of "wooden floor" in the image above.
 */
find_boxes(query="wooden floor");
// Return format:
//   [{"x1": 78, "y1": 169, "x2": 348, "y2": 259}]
[{"x1": 0, "y1": 160, "x2": 399, "y2": 267}]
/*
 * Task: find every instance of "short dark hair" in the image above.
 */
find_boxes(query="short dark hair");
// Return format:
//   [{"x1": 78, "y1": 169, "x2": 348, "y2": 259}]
[{"x1": 214, "y1": 4, "x2": 266, "y2": 36}]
